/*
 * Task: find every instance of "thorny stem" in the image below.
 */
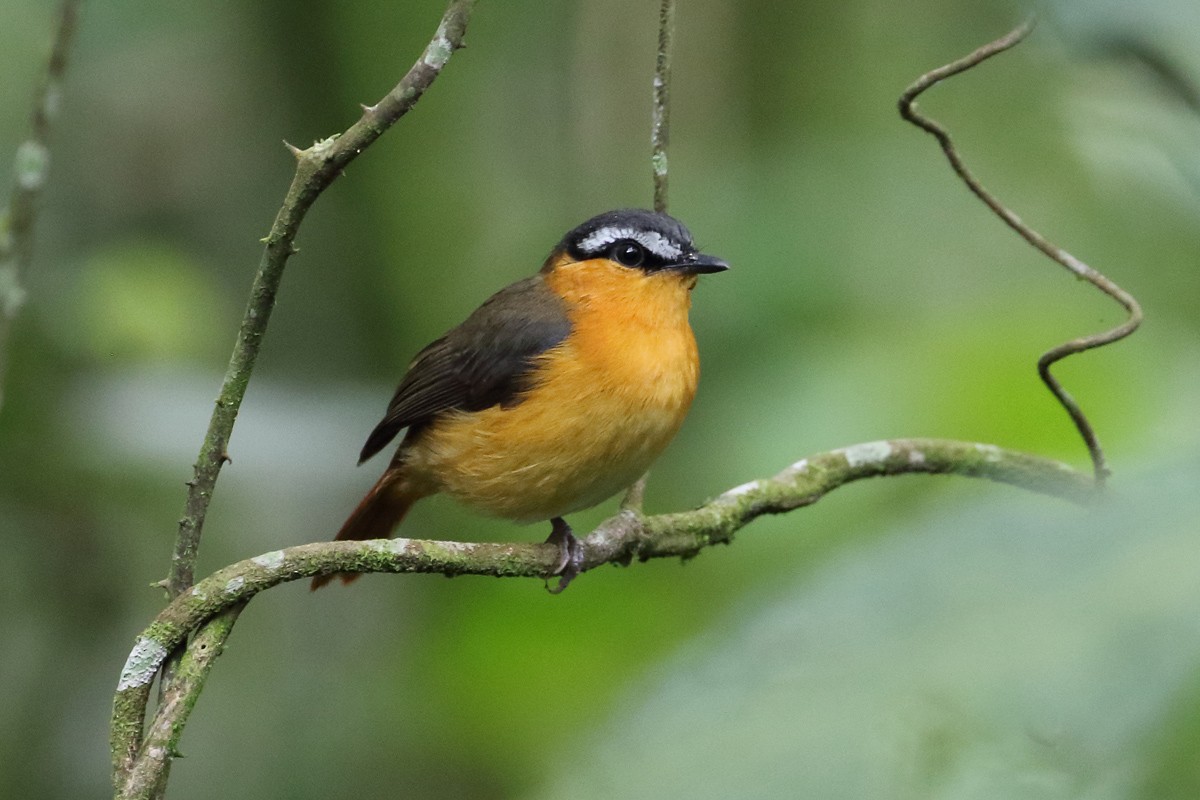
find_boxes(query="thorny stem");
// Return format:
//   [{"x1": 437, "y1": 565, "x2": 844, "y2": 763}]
[
  {"x1": 108, "y1": 10, "x2": 1144, "y2": 800},
  {"x1": 898, "y1": 18, "x2": 1143, "y2": 486},
  {"x1": 166, "y1": 0, "x2": 476, "y2": 601},
  {"x1": 0, "y1": 0, "x2": 81, "y2": 412},
  {"x1": 114, "y1": 2, "x2": 478, "y2": 797}
]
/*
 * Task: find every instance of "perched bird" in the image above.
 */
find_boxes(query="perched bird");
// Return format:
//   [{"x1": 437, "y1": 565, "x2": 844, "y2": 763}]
[{"x1": 312, "y1": 209, "x2": 727, "y2": 592}]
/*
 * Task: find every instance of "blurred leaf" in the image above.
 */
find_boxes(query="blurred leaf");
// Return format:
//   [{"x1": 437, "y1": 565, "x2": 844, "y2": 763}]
[
  {"x1": 3, "y1": 0, "x2": 1198, "y2": 797},
  {"x1": 69, "y1": 240, "x2": 230, "y2": 362},
  {"x1": 535, "y1": 455, "x2": 1200, "y2": 800}
]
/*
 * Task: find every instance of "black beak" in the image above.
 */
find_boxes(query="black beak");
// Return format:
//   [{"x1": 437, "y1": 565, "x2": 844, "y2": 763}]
[{"x1": 667, "y1": 252, "x2": 730, "y2": 275}]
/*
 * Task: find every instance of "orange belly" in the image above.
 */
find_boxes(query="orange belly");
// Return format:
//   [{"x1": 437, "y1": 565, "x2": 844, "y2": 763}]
[{"x1": 404, "y1": 261, "x2": 701, "y2": 521}]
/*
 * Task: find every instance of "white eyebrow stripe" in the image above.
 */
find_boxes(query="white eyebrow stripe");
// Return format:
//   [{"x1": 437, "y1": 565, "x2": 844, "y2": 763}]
[{"x1": 577, "y1": 226, "x2": 684, "y2": 261}]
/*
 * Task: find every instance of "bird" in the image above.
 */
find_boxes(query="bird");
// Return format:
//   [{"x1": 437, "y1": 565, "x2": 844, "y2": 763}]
[{"x1": 312, "y1": 208, "x2": 728, "y2": 592}]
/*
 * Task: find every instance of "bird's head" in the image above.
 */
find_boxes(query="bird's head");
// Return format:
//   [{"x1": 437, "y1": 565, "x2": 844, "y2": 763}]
[{"x1": 543, "y1": 209, "x2": 729, "y2": 283}]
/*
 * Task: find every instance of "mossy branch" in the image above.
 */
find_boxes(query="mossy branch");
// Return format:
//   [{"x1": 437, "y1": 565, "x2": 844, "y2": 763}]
[
  {"x1": 107, "y1": 16, "x2": 1136, "y2": 800},
  {"x1": 115, "y1": 607, "x2": 243, "y2": 800},
  {"x1": 111, "y1": 437, "x2": 1093, "y2": 794},
  {"x1": 166, "y1": 0, "x2": 477, "y2": 601},
  {"x1": 0, "y1": 0, "x2": 81, "y2": 411},
  {"x1": 112, "y1": 2, "x2": 477, "y2": 797}
]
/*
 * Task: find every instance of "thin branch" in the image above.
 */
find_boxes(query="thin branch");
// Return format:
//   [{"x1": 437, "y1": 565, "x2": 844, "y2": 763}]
[
  {"x1": 166, "y1": 0, "x2": 476, "y2": 600},
  {"x1": 623, "y1": 0, "x2": 677, "y2": 516},
  {"x1": 111, "y1": 437, "x2": 1095, "y2": 788},
  {"x1": 650, "y1": 0, "x2": 675, "y2": 215},
  {"x1": 119, "y1": 607, "x2": 243, "y2": 800},
  {"x1": 0, "y1": 0, "x2": 81, "y2": 412},
  {"x1": 898, "y1": 19, "x2": 1143, "y2": 486},
  {"x1": 113, "y1": 1, "x2": 477, "y2": 795}
]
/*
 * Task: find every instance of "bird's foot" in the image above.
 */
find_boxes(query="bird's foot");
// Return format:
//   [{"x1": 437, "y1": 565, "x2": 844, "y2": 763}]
[{"x1": 545, "y1": 517, "x2": 585, "y2": 594}]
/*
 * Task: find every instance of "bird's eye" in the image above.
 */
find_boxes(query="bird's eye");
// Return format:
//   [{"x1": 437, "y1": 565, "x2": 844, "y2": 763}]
[{"x1": 610, "y1": 241, "x2": 645, "y2": 267}]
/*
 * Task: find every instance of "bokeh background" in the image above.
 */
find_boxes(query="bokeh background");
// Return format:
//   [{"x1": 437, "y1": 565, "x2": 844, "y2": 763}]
[{"x1": 2, "y1": 0, "x2": 1198, "y2": 797}]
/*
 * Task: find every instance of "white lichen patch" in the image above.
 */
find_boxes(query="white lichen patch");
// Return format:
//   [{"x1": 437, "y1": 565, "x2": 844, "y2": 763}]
[
  {"x1": 719, "y1": 480, "x2": 762, "y2": 501},
  {"x1": 841, "y1": 441, "x2": 893, "y2": 468},
  {"x1": 224, "y1": 576, "x2": 245, "y2": 594},
  {"x1": 15, "y1": 141, "x2": 48, "y2": 190},
  {"x1": 42, "y1": 83, "x2": 61, "y2": 119},
  {"x1": 424, "y1": 33, "x2": 453, "y2": 68},
  {"x1": 251, "y1": 550, "x2": 285, "y2": 571},
  {"x1": 651, "y1": 151, "x2": 668, "y2": 177},
  {"x1": 307, "y1": 134, "x2": 339, "y2": 161},
  {"x1": 0, "y1": 264, "x2": 28, "y2": 316},
  {"x1": 368, "y1": 538, "x2": 411, "y2": 554},
  {"x1": 117, "y1": 637, "x2": 169, "y2": 691},
  {"x1": 974, "y1": 443, "x2": 1003, "y2": 462},
  {"x1": 430, "y1": 540, "x2": 471, "y2": 554},
  {"x1": 1057, "y1": 249, "x2": 1090, "y2": 278},
  {"x1": 774, "y1": 459, "x2": 809, "y2": 483},
  {"x1": 908, "y1": 449, "x2": 926, "y2": 465},
  {"x1": 190, "y1": 586, "x2": 207, "y2": 601}
]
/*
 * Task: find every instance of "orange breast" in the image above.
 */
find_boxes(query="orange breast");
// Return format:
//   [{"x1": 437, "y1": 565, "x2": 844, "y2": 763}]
[{"x1": 406, "y1": 259, "x2": 701, "y2": 522}]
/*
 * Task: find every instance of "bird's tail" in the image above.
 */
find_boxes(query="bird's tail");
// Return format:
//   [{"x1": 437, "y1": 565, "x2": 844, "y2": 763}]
[{"x1": 311, "y1": 470, "x2": 420, "y2": 590}]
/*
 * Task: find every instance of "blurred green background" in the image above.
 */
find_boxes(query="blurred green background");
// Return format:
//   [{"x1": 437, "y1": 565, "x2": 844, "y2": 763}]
[{"x1": 2, "y1": 0, "x2": 1198, "y2": 797}]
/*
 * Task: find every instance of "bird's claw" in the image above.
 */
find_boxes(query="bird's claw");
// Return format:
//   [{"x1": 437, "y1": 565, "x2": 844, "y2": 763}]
[{"x1": 545, "y1": 517, "x2": 585, "y2": 594}]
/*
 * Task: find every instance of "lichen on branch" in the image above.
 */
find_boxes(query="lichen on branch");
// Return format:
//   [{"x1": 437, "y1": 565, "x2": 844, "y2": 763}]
[
  {"x1": 111, "y1": 436, "x2": 1093, "y2": 796},
  {"x1": 0, "y1": 0, "x2": 81, "y2": 411},
  {"x1": 112, "y1": 2, "x2": 479, "y2": 798}
]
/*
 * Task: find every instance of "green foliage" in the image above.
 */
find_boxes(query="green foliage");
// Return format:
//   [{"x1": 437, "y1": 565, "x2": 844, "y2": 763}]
[
  {"x1": 68, "y1": 241, "x2": 230, "y2": 362},
  {"x1": 536, "y1": 458, "x2": 1200, "y2": 800},
  {"x1": 1, "y1": 0, "x2": 1197, "y2": 797}
]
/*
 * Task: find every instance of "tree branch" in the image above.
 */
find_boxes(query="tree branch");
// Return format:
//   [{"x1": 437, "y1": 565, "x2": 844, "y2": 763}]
[
  {"x1": 112, "y1": 2, "x2": 478, "y2": 796},
  {"x1": 622, "y1": 0, "x2": 678, "y2": 517},
  {"x1": 166, "y1": 0, "x2": 477, "y2": 601},
  {"x1": 111, "y1": 437, "x2": 1094, "y2": 791},
  {"x1": 898, "y1": 19, "x2": 1143, "y2": 486},
  {"x1": 117, "y1": 607, "x2": 243, "y2": 800},
  {"x1": 651, "y1": 0, "x2": 675, "y2": 215},
  {"x1": 0, "y1": 0, "x2": 81, "y2": 412},
  {"x1": 106, "y1": 13, "x2": 1137, "y2": 798}
]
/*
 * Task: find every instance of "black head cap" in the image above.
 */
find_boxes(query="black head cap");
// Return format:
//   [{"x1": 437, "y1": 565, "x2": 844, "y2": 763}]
[{"x1": 552, "y1": 209, "x2": 728, "y2": 274}]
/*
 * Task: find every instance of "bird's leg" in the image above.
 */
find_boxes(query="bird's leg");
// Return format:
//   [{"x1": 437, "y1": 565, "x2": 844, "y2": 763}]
[{"x1": 545, "y1": 516, "x2": 584, "y2": 594}]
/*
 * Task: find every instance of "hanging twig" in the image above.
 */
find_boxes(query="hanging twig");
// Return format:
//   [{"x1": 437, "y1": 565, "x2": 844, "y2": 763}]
[
  {"x1": 623, "y1": 0, "x2": 677, "y2": 516},
  {"x1": 651, "y1": 0, "x2": 675, "y2": 215},
  {"x1": 0, "y1": 0, "x2": 81, "y2": 412},
  {"x1": 898, "y1": 19, "x2": 1143, "y2": 485}
]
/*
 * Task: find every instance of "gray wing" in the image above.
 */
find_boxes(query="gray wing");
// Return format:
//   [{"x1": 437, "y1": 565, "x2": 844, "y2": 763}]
[{"x1": 358, "y1": 276, "x2": 571, "y2": 464}]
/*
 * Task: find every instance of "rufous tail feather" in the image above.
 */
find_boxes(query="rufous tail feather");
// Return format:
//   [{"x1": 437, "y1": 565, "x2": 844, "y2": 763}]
[{"x1": 311, "y1": 470, "x2": 417, "y2": 590}]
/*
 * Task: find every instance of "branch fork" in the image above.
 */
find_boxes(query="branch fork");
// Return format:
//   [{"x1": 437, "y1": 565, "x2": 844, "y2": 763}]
[{"x1": 107, "y1": 12, "x2": 1142, "y2": 800}]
